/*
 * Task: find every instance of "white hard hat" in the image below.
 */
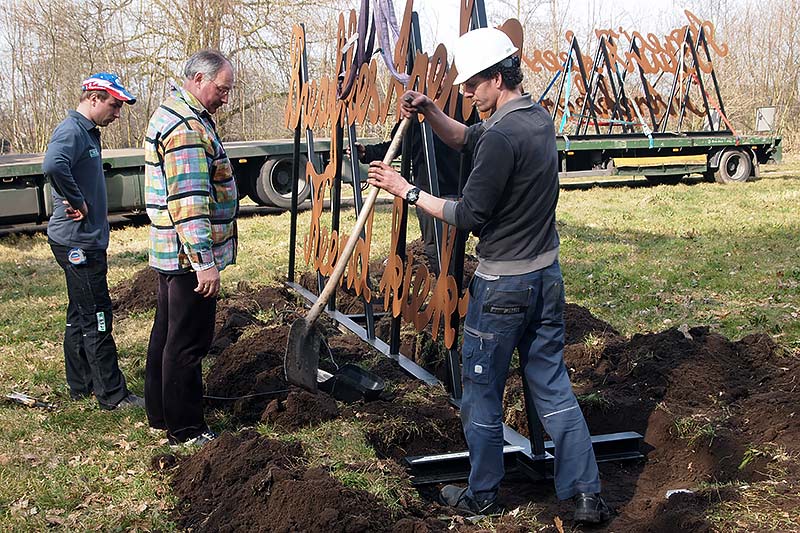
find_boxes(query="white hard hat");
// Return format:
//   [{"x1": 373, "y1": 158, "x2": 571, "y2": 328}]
[{"x1": 452, "y1": 27, "x2": 519, "y2": 85}]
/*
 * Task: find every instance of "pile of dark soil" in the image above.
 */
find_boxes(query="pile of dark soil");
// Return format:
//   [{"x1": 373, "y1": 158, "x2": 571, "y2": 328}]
[
  {"x1": 167, "y1": 430, "x2": 399, "y2": 532},
  {"x1": 505, "y1": 325, "x2": 800, "y2": 531},
  {"x1": 354, "y1": 387, "x2": 465, "y2": 460},
  {"x1": 111, "y1": 266, "x2": 159, "y2": 316},
  {"x1": 141, "y1": 276, "x2": 799, "y2": 532},
  {"x1": 261, "y1": 389, "x2": 341, "y2": 430},
  {"x1": 204, "y1": 324, "x2": 292, "y2": 424}
]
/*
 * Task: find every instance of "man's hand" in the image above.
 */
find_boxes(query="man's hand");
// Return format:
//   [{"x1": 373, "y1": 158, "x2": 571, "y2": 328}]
[
  {"x1": 63, "y1": 200, "x2": 88, "y2": 221},
  {"x1": 195, "y1": 265, "x2": 221, "y2": 298},
  {"x1": 344, "y1": 142, "x2": 366, "y2": 163},
  {"x1": 400, "y1": 90, "x2": 432, "y2": 119},
  {"x1": 367, "y1": 162, "x2": 412, "y2": 199}
]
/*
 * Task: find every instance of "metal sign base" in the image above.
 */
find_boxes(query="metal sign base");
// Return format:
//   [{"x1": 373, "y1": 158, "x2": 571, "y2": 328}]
[
  {"x1": 405, "y1": 432, "x2": 643, "y2": 486},
  {"x1": 287, "y1": 281, "x2": 644, "y2": 486}
]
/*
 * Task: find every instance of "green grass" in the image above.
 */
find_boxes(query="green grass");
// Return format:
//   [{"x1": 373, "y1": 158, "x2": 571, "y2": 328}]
[
  {"x1": 1, "y1": 171, "x2": 799, "y2": 530},
  {"x1": 558, "y1": 174, "x2": 800, "y2": 350}
]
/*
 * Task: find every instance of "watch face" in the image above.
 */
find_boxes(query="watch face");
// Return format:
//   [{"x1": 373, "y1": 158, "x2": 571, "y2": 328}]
[{"x1": 406, "y1": 187, "x2": 420, "y2": 204}]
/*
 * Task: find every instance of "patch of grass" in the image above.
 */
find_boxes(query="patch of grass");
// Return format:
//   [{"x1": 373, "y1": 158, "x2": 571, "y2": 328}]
[
  {"x1": 290, "y1": 418, "x2": 375, "y2": 466},
  {"x1": 582, "y1": 332, "x2": 607, "y2": 364},
  {"x1": 703, "y1": 478, "x2": 800, "y2": 531},
  {"x1": 672, "y1": 414, "x2": 718, "y2": 447},
  {"x1": 400, "y1": 381, "x2": 450, "y2": 407},
  {"x1": 577, "y1": 391, "x2": 612, "y2": 412},
  {"x1": 558, "y1": 177, "x2": 800, "y2": 349},
  {"x1": 738, "y1": 443, "x2": 793, "y2": 476},
  {"x1": 279, "y1": 419, "x2": 419, "y2": 514}
]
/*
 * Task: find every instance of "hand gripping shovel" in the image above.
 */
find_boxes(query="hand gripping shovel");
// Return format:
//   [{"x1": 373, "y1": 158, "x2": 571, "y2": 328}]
[{"x1": 285, "y1": 116, "x2": 412, "y2": 392}]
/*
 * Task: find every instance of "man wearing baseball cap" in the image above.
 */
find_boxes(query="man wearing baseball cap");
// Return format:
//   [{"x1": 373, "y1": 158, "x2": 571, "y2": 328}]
[
  {"x1": 368, "y1": 28, "x2": 610, "y2": 524},
  {"x1": 44, "y1": 72, "x2": 143, "y2": 411}
]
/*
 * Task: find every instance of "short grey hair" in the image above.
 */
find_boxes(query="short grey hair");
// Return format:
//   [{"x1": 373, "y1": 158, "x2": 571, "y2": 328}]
[{"x1": 184, "y1": 49, "x2": 232, "y2": 80}]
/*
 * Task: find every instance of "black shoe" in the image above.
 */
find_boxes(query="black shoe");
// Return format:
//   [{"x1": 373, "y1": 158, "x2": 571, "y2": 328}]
[
  {"x1": 100, "y1": 393, "x2": 145, "y2": 410},
  {"x1": 438, "y1": 485, "x2": 503, "y2": 517},
  {"x1": 115, "y1": 393, "x2": 145, "y2": 409},
  {"x1": 169, "y1": 429, "x2": 218, "y2": 450},
  {"x1": 574, "y1": 492, "x2": 611, "y2": 524}
]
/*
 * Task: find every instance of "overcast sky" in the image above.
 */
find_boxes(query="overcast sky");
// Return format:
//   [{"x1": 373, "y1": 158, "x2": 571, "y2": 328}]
[{"x1": 412, "y1": 0, "x2": 694, "y2": 51}]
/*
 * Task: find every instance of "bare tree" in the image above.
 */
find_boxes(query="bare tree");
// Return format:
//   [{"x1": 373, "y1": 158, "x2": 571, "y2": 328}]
[{"x1": 0, "y1": 0, "x2": 796, "y2": 152}]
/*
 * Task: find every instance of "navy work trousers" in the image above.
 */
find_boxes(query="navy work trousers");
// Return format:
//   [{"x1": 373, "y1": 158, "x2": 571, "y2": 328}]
[
  {"x1": 145, "y1": 271, "x2": 216, "y2": 442},
  {"x1": 461, "y1": 261, "x2": 601, "y2": 501},
  {"x1": 50, "y1": 242, "x2": 128, "y2": 408}
]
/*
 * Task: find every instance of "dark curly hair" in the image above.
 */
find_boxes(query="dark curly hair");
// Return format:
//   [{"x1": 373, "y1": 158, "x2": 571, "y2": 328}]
[{"x1": 476, "y1": 55, "x2": 523, "y2": 90}]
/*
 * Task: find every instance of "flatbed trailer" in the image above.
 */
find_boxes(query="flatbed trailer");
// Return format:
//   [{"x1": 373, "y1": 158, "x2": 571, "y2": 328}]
[
  {"x1": 556, "y1": 131, "x2": 781, "y2": 184},
  {"x1": 0, "y1": 138, "x2": 332, "y2": 226}
]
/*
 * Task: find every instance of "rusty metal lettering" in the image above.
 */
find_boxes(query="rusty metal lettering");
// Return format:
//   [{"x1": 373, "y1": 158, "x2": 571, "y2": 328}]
[
  {"x1": 380, "y1": 215, "x2": 463, "y2": 348},
  {"x1": 284, "y1": 25, "x2": 304, "y2": 129},
  {"x1": 406, "y1": 52, "x2": 429, "y2": 93},
  {"x1": 378, "y1": 198, "x2": 407, "y2": 318},
  {"x1": 289, "y1": 2, "x2": 609, "y2": 348},
  {"x1": 459, "y1": 0, "x2": 475, "y2": 35}
]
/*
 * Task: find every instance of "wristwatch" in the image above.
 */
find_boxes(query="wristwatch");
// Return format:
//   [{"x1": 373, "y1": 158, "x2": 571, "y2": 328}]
[{"x1": 405, "y1": 186, "x2": 421, "y2": 205}]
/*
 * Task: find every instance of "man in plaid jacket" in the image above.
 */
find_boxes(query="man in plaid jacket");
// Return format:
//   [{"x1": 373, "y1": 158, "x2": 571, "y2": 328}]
[{"x1": 143, "y1": 49, "x2": 238, "y2": 448}]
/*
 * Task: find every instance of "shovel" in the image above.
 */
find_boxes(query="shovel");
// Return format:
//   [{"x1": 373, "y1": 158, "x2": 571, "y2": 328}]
[{"x1": 285, "y1": 116, "x2": 412, "y2": 392}]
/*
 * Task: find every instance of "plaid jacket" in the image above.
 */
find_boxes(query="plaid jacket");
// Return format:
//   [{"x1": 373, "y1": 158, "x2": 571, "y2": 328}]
[{"x1": 144, "y1": 85, "x2": 238, "y2": 274}]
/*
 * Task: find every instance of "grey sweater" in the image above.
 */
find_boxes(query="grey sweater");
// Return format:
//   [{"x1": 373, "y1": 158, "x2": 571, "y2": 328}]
[
  {"x1": 44, "y1": 110, "x2": 110, "y2": 250},
  {"x1": 442, "y1": 94, "x2": 560, "y2": 276}
]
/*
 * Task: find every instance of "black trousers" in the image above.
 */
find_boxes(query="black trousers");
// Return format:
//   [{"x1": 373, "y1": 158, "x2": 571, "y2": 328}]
[
  {"x1": 145, "y1": 271, "x2": 216, "y2": 442},
  {"x1": 50, "y1": 242, "x2": 128, "y2": 408}
]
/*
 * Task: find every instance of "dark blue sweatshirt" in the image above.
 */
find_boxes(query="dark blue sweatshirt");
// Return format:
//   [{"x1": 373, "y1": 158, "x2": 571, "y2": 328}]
[
  {"x1": 442, "y1": 94, "x2": 560, "y2": 276},
  {"x1": 44, "y1": 110, "x2": 110, "y2": 250}
]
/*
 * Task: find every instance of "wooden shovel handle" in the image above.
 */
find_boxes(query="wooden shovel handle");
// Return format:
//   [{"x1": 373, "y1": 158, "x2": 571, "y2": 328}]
[{"x1": 305, "y1": 116, "x2": 412, "y2": 325}]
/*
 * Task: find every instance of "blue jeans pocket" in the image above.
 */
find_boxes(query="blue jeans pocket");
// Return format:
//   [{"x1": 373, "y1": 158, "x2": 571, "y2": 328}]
[
  {"x1": 482, "y1": 287, "x2": 530, "y2": 316},
  {"x1": 542, "y1": 276, "x2": 565, "y2": 323},
  {"x1": 463, "y1": 325, "x2": 495, "y2": 385}
]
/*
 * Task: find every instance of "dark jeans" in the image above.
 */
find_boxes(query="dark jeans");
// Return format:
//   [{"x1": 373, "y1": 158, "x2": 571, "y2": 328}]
[
  {"x1": 460, "y1": 261, "x2": 601, "y2": 501},
  {"x1": 145, "y1": 271, "x2": 216, "y2": 442},
  {"x1": 50, "y1": 242, "x2": 128, "y2": 408}
]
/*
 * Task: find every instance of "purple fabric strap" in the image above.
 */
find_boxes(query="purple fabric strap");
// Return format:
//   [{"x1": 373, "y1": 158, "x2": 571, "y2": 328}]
[
  {"x1": 374, "y1": 0, "x2": 410, "y2": 85},
  {"x1": 339, "y1": 0, "x2": 409, "y2": 100},
  {"x1": 339, "y1": 0, "x2": 375, "y2": 99}
]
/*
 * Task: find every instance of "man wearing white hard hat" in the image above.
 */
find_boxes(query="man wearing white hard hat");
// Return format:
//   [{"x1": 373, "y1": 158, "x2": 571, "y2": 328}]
[{"x1": 368, "y1": 27, "x2": 610, "y2": 524}]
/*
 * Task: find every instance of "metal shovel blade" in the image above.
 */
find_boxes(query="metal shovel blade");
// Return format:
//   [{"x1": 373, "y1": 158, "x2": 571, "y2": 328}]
[{"x1": 285, "y1": 318, "x2": 321, "y2": 392}]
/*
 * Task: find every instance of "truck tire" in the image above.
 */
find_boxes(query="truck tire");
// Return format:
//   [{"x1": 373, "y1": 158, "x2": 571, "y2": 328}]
[
  {"x1": 644, "y1": 174, "x2": 684, "y2": 185},
  {"x1": 252, "y1": 156, "x2": 310, "y2": 208},
  {"x1": 713, "y1": 149, "x2": 752, "y2": 183}
]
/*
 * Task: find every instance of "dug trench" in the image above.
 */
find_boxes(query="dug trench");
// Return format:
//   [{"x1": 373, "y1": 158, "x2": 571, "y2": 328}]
[{"x1": 117, "y1": 258, "x2": 800, "y2": 532}]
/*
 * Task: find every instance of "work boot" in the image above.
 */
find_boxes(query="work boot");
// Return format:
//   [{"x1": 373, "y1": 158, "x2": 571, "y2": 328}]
[
  {"x1": 573, "y1": 492, "x2": 611, "y2": 524},
  {"x1": 438, "y1": 485, "x2": 503, "y2": 517}
]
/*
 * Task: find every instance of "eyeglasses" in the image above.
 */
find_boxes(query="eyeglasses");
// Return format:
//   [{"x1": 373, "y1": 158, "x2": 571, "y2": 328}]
[{"x1": 209, "y1": 78, "x2": 233, "y2": 97}]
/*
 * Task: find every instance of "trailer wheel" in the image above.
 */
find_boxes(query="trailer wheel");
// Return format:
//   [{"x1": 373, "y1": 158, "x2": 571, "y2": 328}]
[
  {"x1": 714, "y1": 149, "x2": 752, "y2": 183},
  {"x1": 253, "y1": 156, "x2": 310, "y2": 208}
]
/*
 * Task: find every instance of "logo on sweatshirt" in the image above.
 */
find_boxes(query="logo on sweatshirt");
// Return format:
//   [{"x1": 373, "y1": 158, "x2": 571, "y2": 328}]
[{"x1": 88, "y1": 148, "x2": 99, "y2": 158}]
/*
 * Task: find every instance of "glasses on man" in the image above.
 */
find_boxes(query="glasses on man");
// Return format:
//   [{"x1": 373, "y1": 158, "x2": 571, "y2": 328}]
[{"x1": 209, "y1": 78, "x2": 233, "y2": 97}]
